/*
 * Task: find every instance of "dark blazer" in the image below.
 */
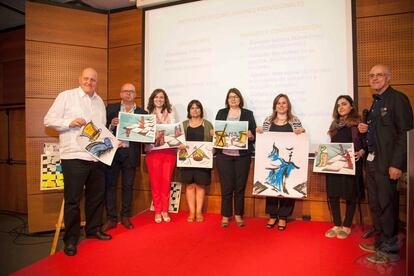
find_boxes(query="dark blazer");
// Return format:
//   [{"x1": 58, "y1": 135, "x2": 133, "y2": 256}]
[
  {"x1": 106, "y1": 103, "x2": 148, "y2": 167},
  {"x1": 370, "y1": 86, "x2": 413, "y2": 173},
  {"x1": 215, "y1": 107, "x2": 257, "y2": 156}
]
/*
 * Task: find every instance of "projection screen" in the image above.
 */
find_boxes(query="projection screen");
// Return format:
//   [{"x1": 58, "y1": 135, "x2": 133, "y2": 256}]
[{"x1": 144, "y1": 0, "x2": 355, "y2": 148}]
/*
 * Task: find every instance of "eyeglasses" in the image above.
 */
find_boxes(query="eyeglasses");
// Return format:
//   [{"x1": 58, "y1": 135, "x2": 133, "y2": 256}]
[
  {"x1": 121, "y1": 90, "x2": 136, "y2": 93},
  {"x1": 368, "y1": 73, "x2": 387, "y2": 79},
  {"x1": 228, "y1": 95, "x2": 239, "y2": 100}
]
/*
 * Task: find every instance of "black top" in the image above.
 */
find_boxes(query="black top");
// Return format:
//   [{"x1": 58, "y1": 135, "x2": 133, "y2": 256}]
[
  {"x1": 269, "y1": 123, "x2": 293, "y2": 132},
  {"x1": 186, "y1": 125, "x2": 204, "y2": 141},
  {"x1": 365, "y1": 86, "x2": 413, "y2": 173},
  {"x1": 326, "y1": 125, "x2": 364, "y2": 200}
]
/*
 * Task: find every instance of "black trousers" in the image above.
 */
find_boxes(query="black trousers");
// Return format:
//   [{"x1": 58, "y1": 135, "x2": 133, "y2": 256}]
[
  {"x1": 105, "y1": 149, "x2": 136, "y2": 221},
  {"x1": 216, "y1": 154, "x2": 251, "y2": 217},
  {"x1": 265, "y1": 197, "x2": 295, "y2": 219},
  {"x1": 61, "y1": 159, "x2": 105, "y2": 245},
  {"x1": 328, "y1": 197, "x2": 356, "y2": 227},
  {"x1": 366, "y1": 160, "x2": 399, "y2": 253}
]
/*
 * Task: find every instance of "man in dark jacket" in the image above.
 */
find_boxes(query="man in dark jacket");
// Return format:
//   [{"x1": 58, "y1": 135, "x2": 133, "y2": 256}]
[
  {"x1": 358, "y1": 64, "x2": 413, "y2": 264},
  {"x1": 102, "y1": 83, "x2": 147, "y2": 231}
]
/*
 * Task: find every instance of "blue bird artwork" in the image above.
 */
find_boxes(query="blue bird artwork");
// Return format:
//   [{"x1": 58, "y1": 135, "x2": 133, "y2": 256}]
[
  {"x1": 85, "y1": 137, "x2": 114, "y2": 157},
  {"x1": 265, "y1": 143, "x2": 300, "y2": 195}
]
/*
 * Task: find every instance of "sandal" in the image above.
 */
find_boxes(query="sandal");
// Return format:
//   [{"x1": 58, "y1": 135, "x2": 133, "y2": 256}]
[
  {"x1": 187, "y1": 214, "x2": 195, "y2": 223},
  {"x1": 221, "y1": 217, "x2": 229, "y2": 228},
  {"x1": 277, "y1": 219, "x2": 287, "y2": 231},
  {"x1": 235, "y1": 216, "x2": 245, "y2": 227},
  {"x1": 266, "y1": 218, "x2": 277, "y2": 229},
  {"x1": 196, "y1": 213, "x2": 204, "y2": 222}
]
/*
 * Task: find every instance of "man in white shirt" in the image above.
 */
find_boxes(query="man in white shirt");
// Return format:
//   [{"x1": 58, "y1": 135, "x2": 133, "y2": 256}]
[{"x1": 44, "y1": 67, "x2": 111, "y2": 256}]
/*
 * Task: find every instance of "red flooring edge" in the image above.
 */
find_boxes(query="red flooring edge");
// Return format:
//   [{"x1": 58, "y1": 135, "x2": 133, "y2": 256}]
[{"x1": 13, "y1": 211, "x2": 405, "y2": 276}]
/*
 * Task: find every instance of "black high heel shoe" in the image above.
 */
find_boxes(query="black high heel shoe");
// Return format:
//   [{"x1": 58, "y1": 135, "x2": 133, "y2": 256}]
[{"x1": 266, "y1": 218, "x2": 277, "y2": 229}]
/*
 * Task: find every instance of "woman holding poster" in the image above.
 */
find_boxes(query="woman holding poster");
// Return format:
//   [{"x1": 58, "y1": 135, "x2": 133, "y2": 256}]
[
  {"x1": 324, "y1": 95, "x2": 365, "y2": 239},
  {"x1": 146, "y1": 89, "x2": 176, "y2": 223},
  {"x1": 215, "y1": 88, "x2": 256, "y2": 227},
  {"x1": 180, "y1": 100, "x2": 213, "y2": 223},
  {"x1": 256, "y1": 94, "x2": 305, "y2": 231}
]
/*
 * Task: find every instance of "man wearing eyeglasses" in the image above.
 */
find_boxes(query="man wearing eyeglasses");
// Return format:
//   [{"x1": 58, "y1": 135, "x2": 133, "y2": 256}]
[
  {"x1": 358, "y1": 64, "x2": 413, "y2": 264},
  {"x1": 102, "y1": 83, "x2": 147, "y2": 232}
]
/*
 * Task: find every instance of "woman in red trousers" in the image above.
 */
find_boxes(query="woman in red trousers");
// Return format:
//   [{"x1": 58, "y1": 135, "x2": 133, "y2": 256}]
[{"x1": 146, "y1": 88, "x2": 177, "y2": 223}]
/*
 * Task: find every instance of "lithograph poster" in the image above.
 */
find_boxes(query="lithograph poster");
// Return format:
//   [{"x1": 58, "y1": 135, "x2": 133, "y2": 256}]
[
  {"x1": 253, "y1": 132, "x2": 309, "y2": 198},
  {"x1": 313, "y1": 143, "x2": 355, "y2": 175},
  {"x1": 116, "y1": 112, "x2": 156, "y2": 143},
  {"x1": 76, "y1": 120, "x2": 119, "y2": 166},
  {"x1": 213, "y1": 120, "x2": 249, "y2": 150},
  {"x1": 149, "y1": 122, "x2": 186, "y2": 151},
  {"x1": 177, "y1": 141, "x2": 213, "y2": 168}
]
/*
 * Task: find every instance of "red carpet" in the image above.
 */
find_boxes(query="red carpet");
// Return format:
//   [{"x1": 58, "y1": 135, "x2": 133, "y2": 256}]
[{"x1": 13, "y1": 211, "x2": 405, "y2": 276}]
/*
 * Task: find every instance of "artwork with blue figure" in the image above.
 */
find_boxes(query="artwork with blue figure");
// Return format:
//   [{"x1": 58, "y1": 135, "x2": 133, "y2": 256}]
[
  {"x1": 253, "y1": 132, "x2": 309, "y2": 198},
  {"x1": 76, "y1": 120, "x2": 119, "y2": 166},
  {"x1": 265, "y1": 143, "x2": 299, "y2": 194},
  {"x1": 85, "y1": 137, "x2": 114, "y2": 157}
]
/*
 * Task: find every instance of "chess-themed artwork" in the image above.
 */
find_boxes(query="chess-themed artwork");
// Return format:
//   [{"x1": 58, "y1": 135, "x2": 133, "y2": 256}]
[
  {"x1": 150, "y1": 182, "x2": 182, "y2": 213},
  {"x1": 76, "y1": 120, "x2": 119, "y2": 166},
  {"x1": 253, "y1": 132, "x2": 309, "y2": 198},
  {"x1": 313, "y1": 143, "x2": 355, "y2": 175},
  {"x1": 213, "y1": 120, "x2": 249, "y2": 150},
  {"x1": 40, "y1": 154, "x2": 64, "y2": 190},
  {"x1": 116, "y1": 112, "x2": 156, "y2": 143},
  {"x1": 150, "y1": 122, "x2": 186, "y2": 151},
  {"x1": 177, "y1": 141, "x2": 213, "y2": 168}
]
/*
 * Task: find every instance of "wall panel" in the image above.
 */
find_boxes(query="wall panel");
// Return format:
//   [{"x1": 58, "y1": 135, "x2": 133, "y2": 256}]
[
  {"x1": 108, "y1": 45, "x2": 142, "y2": 100},
  {"x1": 26, "y1": 2, "x2": 107, "y2": 48},
  {"x1": 26, "y1": 41, "x2": 108, "y2": 100},
  {"x1": 109, "y1": 9, "x2": 142, "y2": 48},
  {"x1": 357, "y1": 13, "x2": 414, "y2": 86},
  {"x1": 356, "y1": 0, "x2": 414, "y2": 18},
  {"x1": 0, "y1": 27, "x2": 26, "y2": 213}
]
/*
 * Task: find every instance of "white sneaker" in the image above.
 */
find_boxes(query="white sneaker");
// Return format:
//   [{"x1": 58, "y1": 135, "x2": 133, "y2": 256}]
[
  {"x1": 337, "y1": 227, "x2": 351, "y2": 239},
  {"x1": 325, "y1": 226, "x2": 341, "y2": 238}
]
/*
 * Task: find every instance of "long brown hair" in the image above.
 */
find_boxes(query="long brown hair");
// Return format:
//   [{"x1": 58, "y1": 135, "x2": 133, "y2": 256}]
[
  {"x1": 225, "y1": 88, "x2": 244, "y2": 108},
  {"x1": 146, "y1": 88, "x2": 172, "y2": 113},
  {"x1": 328, "y1": 95, "x2": 361, "y2": 137},
  {"x1": 270, "y1": 94, "x2": 293, "y2": 122}
]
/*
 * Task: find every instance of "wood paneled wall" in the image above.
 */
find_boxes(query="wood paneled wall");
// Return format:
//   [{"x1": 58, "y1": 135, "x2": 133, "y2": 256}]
[
  {"x1": 25, "y1": 0, "x2": 413, "y2": 232},
  {"x1": 0, "y1": 28, "x2": 26, "y2": 213},
  {"x1": 25, "y1": 1, "x2": 108, "y2": 232}
]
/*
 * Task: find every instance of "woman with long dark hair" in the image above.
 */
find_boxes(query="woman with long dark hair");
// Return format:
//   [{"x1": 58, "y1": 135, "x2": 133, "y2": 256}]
[{"x1": 324, "y1": 95, "x2": 365, "y2": 239}]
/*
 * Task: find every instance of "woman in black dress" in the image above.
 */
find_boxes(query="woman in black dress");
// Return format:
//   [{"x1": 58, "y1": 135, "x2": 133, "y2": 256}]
[
  {"x1": 179, "y1": 100, "x2": 213, "y2": 222},
  {"x1": 324, "y1": 95, "x2": 365, "y2": 239},
  {"x1": 214, "y1": 88, "x2": 256, "y2": 227},
  {"x1": 256, "y1": 94, "x2": 305, "y2": 230}
]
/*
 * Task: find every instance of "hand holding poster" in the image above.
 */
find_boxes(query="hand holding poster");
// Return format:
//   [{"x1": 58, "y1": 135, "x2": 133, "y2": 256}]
[
  {"x1": 313, "y1": 143, "x2": 355, "y2": 175},
  {"x1": 253, "y1": 132, "x2": 309, "y2": 198},
  {"x1": 213, "y1": 120, "x2": 248, "y2": 150},
  {"x1": 76, "y1": 120, "x2": 119, "y2": 166},
  {"x1": 116, "y1": 112, "x2": 156, "y2": 143},
  {"x1": 150, "y1": 122, "x2": 186, "y2": 151}
]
